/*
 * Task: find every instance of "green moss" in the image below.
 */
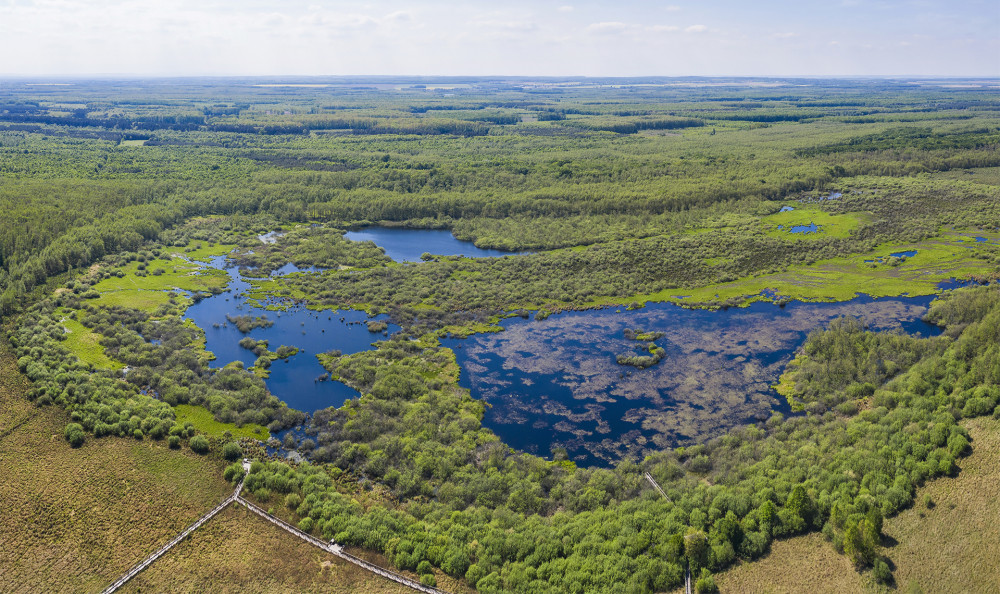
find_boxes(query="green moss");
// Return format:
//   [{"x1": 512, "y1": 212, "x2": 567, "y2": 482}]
[
  {"x1": 92, "y1": 257, "x2": 228, "y2": 294},
  {"x1": 177, "y1": 242, "x2": 239, "y2": 262},
  {"x1": 639, "y1": 231, "x2": 999, "y2": 306},
  {"x1": 173, "y1": 404, "x2": 270, "y2": 441},
  {"x1": 61, "y1": 318, "x2": 123, "y2": 370},
  {"x1": 763, "y1": 206, "x2": 866, "y2": 240},
  {"x1": 90, "y1": 290, "x2": 180, "y2": 312}
]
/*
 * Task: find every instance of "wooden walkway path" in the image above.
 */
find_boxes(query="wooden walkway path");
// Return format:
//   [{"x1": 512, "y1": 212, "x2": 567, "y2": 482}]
[
  {"x1": 101, "y1": 460, "x2": 449, "y2": 594},
  {"x1": 644, "y1": 471, "x2": 690, "y2": 593},
  {"x1": 236, "y1": 496, "x2": 447, "y2": 593},
  {"x1": 101, "y1": 462, "x2": 249, "y2": 594}
]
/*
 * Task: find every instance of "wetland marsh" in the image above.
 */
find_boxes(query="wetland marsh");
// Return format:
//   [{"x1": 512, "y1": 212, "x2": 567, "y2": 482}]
[
  {"x1": 446, "y1": 295, "x2": 941, "y2": 465},
  {"x1": 185, "y1": 256, "x2": 399, "y2": 413}
]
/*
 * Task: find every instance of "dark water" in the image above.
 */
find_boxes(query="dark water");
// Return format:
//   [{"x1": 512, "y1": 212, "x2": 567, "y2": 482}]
[
  {"x1": 444, "y1": 295, "x2": 942, "y2": 467},
  {"x1": 790, "y1": 223, "x2": 820, "y2": 234},
  {"x1": 867, "y1": 250, "x2": 918, "y2": 263},
  {"x1": 344, "y1": 227, "x2": 529, "y2": 262},
  {"x1": 184, "y1": 256, "x2": 398, "y2": 413}
]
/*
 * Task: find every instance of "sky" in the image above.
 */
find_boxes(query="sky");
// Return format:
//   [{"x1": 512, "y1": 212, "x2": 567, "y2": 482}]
[{"x1": 0, "y1": 0, "x2": 997, "y2": 77}]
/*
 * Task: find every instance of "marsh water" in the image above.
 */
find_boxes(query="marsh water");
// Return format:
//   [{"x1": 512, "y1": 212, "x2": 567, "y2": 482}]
[
  {"x1": 344, "y1": 227, "x2": 528, "y2": 262},
  {"x1": 444, "y1": 295, "x2": 942, "y2": 467},
  {"x1": 184, "y1": 256, "x2": 398, "y2": 412}
]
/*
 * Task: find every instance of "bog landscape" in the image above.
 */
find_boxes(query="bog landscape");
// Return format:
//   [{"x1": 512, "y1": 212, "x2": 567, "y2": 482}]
[{"x1": 2, "y1": 76, "x2": 999, "y2": 593}]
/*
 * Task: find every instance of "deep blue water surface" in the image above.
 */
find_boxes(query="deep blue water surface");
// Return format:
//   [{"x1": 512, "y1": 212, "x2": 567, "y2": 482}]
[
  {"x1": 444, "y1": 295, "x2": 941, "y2": 467},
  {"x1": 185, "y1": 256, "x2": 398, "y2": 413},
  {"x1": 344, "y1": 227, "x2": 528, "y2": 262}
]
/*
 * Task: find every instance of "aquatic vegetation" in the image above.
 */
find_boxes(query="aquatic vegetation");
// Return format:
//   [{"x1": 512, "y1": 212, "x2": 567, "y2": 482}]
[
  {"x1": 623, "y1": 328, "x2": 666, "y2": 341},
  {"x1": 226, "y1": 314, "x2": 275, "y2": 333}
]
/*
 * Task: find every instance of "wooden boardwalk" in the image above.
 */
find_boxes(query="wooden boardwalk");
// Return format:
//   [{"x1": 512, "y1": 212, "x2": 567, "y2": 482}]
[
  {"x1": 236, "y1": 496, "x2": 447, "y2": 594},
  {"x1": 101, "y1": 460, "x2": 449, "y2": 594},
  {"x1": 100, "y1": 461, "x2": 249, "y2": 594},
  {"x1": 644, "y1": 471, "x2": 689, "y2": 593}
]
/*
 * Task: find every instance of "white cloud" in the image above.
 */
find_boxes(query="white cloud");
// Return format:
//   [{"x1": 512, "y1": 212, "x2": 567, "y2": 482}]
[
  {"x1": 586, "y1": 21, "x2": 630, "y2": 35},
  {"x1": 472, "y1": 19, "x2": 539, "y2": 32},
  {"x1": 0, "y1": 0, "x2": 993, "y2": 77},
  {"x1": 384, "y1": 10, "x2": 413, "y2": 22}
]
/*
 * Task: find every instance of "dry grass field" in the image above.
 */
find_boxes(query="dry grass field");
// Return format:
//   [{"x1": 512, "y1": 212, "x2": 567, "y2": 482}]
[
  {"x1": 712, "y1": 532, "x2": 864, "y2": 594},
  {"x1": 119, "y1": 504, "x2": 414, "y2": 594},
  {"x1": 703, "y1": 415, "x2": 1000, "y2": 594},
  {"x1": 884, "y1": 416, "x2": 1000, "y2": 594},
  {"x1": 0, "y1": 341, "x2": 469, "y2": 593},
  {"x1": 0, "y1": 345, "x2": 233, "y2": 593}
]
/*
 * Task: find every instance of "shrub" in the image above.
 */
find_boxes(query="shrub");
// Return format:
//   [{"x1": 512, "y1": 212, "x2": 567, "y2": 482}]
[
  {"x1": 223, "y1": 463, "x2": 245, "y2": 483},
  {"x1": 168, "y1": 435, "x2": 181, "y2": 449},
  {"x1": 695, "y1": 569, "x2": 718, "y2": 594},
  {"x1": 420, "y1": 574, "x2": 436, "y2": 587},
  {"x1": 189, "y1": 434, "x2": 210, "y2": 454},
  {"x1": 872, "y1": 558, "x2": 892, "y2": 584},
  {"x1": 64, "y1": 423, "x2": 85, "y2": 448},
  {"x1": 222, "y1": 441, "x2": 242, "y2": 461},
  {"x1": 298, "y1": 517, "x2": 314, "y2": 533}
]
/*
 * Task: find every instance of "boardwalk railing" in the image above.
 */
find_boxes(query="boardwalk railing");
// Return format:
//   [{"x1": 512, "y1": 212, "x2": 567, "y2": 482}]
[
  {"x1": 102, "y1": 459, "x2": 447, "y2": 594},
  {"x1": 644, "y1": 471, "x2": 672, "y2": 503},
  {"x1": 235, "y1": 497, "x2": 449, "y2": 594},
  {"x1": 644, "y1": 471, "x2": 689, "y2": 592},
  {"x1": 101, "y1": 488, "x2": 240, "y2": 594}
]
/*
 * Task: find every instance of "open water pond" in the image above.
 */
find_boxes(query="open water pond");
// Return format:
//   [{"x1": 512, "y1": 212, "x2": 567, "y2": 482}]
[
  {"x1": 344, "y1": 227, "x2": 529, "y2": 262},
  {"x1": 185, "y1": 256, "x2": 398, "y2": 413},
  {"x1": 444, "y1": 295, "x2": 942, "y2": 467},
  {"x1": 790, "y1": 223, "x2": 820, "y2": 234}
]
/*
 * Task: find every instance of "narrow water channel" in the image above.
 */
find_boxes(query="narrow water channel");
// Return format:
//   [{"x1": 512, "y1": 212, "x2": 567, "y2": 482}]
[{"x1": 184, "y1": 256, "x2": 399, "y2": 413}]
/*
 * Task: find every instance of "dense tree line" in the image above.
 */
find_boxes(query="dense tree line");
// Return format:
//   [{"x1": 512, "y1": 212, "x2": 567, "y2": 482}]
[{"x1": 233, "y1": 285, "x2": 1000, "y2": 591}]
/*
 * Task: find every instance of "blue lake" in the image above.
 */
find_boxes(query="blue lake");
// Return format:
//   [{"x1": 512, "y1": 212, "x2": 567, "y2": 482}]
[
  {"x1": 184, "y1": 256, "x2": 398, "y2": 413},
  {"x1": 444, "y1": 295, "x2": 941, "y2": 467},
  {"x1": 344, "y1": 227, "x2": 529, "y2": 262},
  {"x1": 779, "y1": 206, "x2": 795, "y2": 212}
]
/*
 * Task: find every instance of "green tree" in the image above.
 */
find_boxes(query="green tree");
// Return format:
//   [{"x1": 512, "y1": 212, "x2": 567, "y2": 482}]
[
  {"x1": 222, "y1": 441, "x2": 242, "y2": 461},
  {"x1": 189, "y1": 434, "x2": 210, "y2": 454},
  {"x1": 63, "y1": 423, "x2": 85, "y2": 448}
]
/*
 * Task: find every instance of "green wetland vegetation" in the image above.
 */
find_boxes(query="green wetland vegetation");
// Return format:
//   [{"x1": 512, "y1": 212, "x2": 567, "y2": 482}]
[{"x1": 3, "y1": 76, "x2": 1000, "y2": 592}]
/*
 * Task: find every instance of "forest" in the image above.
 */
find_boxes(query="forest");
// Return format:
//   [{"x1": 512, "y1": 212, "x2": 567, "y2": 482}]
[{"x1": 3, "y1": 77, "x2": 1000, "y2": 592}]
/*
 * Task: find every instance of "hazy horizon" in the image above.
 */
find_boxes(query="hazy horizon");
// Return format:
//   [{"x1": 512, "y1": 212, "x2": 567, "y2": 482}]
[{"x1": 1, "y1": 1, "x2": 997, "y2": 78}]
